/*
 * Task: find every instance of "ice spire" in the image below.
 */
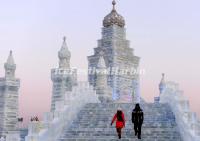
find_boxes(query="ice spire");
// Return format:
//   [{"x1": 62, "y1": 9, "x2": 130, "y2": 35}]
[
  {"x1": 112, "y1": 0, "x2": 116, "y2": 11},
  {"x1": 96, "y1": 54, "x2": 112, "y2": 103},
  {"x1": 96, "y1": 53, "x2": 107, "y2": 87},
  {"x1": 58, "y1": 36, "x2": 71, "y2": 69},
  {"x1": 6, "y1": 50, "x2": 15, "y2": 65},
  {"x1": 4, "y1": 50, "x2": 16, "y2": 79},
  {"x1": 159, "y1": 73, "x2": 166, "y2": 94},
  {"x1": 97, "y1": 55, "x2": 106, "y2": 69}
]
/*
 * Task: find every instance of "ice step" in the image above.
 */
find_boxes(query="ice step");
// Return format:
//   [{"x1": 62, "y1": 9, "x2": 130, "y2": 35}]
[{"x1": 57, "y1": 103, "x2": 182, "y2": 141}]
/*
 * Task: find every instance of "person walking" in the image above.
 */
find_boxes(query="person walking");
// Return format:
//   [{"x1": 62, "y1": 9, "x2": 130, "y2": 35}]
[
  {"x1": 132, "y1": 103, "x2": 144, "y2": 139},
  {"x1": 111, "y1": 107, "x2": 125, "y2": 139}
]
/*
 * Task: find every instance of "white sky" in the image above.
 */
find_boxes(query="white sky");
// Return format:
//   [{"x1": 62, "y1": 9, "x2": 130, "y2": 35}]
[{"x1": 0, "y1": 0, "x2": 199, "y2": 123}]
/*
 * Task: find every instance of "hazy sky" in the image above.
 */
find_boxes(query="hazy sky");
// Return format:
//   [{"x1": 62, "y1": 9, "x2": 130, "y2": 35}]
[{"x1": 0, "y1": 0, "x2": 200, "y2": 124}]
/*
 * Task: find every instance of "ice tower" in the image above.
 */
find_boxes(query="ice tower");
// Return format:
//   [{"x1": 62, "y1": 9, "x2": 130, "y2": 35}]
[
  {"x1": 88, "y1": 0, "x2": 140, "y2": 102},
  {"x1": 0, "y1": 51, "x2": 20, "y2": 136},
  {"x1": 51, "y1": 37, "x2": 77, "y2": 111}
]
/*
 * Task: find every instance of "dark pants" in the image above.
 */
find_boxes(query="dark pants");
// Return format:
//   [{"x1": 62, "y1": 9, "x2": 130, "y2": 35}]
[
  {"x1": 116, "y1": 128, "x2": 122, "y2": 139},
  {"x1": 134, "y1": 123, "x2": 142, "y2": 138}
]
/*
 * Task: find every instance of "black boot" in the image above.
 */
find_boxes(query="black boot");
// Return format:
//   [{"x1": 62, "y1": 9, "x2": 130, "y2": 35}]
[{"x1": 118, "y1": 134, "x2": 121, "y2": 139}]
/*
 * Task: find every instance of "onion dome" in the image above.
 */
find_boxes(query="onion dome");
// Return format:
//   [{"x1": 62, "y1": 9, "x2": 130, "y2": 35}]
[{"x1": 103, "y1": 0, "x2": 125, "y2": 28}]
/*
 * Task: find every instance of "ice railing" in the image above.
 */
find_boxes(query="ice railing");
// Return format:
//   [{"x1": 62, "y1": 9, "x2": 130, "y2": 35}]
[
  {"x1": 25, "y1": 81, "x2": 100, "y2": 141},
  {"x1": 160, "y1": 81, "x2": 200, "y2": 141}
]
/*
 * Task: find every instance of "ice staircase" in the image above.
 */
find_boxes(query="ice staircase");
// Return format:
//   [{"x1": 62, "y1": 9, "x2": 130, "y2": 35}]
[{"x1": 58, "y1": 103, "x2": 182, "y2": 141}]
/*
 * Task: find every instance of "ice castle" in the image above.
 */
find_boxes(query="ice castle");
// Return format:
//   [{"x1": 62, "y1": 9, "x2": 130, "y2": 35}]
[{"x1": 0, "y1": 1, "x2": 200, "y2": 141}]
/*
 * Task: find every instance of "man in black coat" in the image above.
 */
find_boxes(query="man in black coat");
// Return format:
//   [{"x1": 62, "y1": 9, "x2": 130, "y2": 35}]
[{"x1": 132, "y1": 103, "x2": 144, "y2": 139}]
